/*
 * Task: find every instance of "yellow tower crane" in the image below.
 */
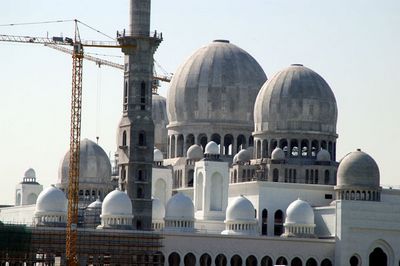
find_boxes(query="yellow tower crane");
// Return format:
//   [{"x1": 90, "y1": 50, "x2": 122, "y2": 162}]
[{"x1": 0, "y1": 19, "x2": 170, "y2": 265}]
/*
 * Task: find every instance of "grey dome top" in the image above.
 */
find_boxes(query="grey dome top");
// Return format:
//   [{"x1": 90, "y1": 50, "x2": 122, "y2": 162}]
[
  {"x1": 58, "y1": 138, "x2": 112, "y2": 185},
  {"x1": 316, "y1": 149, "x2": 331, "y2": 162},
  {"x1": 187, "y1": 144, "x2": 204, "y2": 160},
  {"x1": 205, "y1": 141, "x2": 219, "y2": 155},
  {"x1": 167, "y1": 40, "x2": 267, "y2": 127},
  {"x1": 337, "y1": 150, "x2": 380, "y2": 188},
  {"x1": 254, "y1": 64, "x2": 337, "y2": 134},
  {"x1": 154, "y1": 148, "x2": 164, "y2": 162},
  {"x1": 236, "y1": 149, "x2": 251, "y2": 163},
  {"x1": 271, "y1": 147, "x2": 285, "y2": 160}
]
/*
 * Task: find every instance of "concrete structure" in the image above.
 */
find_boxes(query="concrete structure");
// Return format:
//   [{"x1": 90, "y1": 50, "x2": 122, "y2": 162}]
[{"x1": 116, "y1": 0, "x2": 162, "y2": 230}]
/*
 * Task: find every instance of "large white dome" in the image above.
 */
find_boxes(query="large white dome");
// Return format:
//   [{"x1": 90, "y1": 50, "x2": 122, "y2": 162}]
[
  {"x1": 285, "y1": 199, "x2": 314, "y2": 225},
  {"x1": 35, "y1": 186, "x2": 67, "y2": 214},
  {"x1": 58, "y1": 138, "x2": 112, "y2": 185},
  {"x1": 254, "y1": 64, "x2": 337, "y2": 135},
  {"x1": 226, "y1": 195, "x2": 256, "y2": 222},
  {"x1": 152, "y1": 197, "x2": 165, "y2": 221},
  {"x1": 101, "y1": 189, "x2": 133, "y2": 217},
  {"x1": 167, "y1": 40, "x2": 267, "y2": 129},
  {"x1": 165, "y1": 192, "x2": 194, "y2": 220}
]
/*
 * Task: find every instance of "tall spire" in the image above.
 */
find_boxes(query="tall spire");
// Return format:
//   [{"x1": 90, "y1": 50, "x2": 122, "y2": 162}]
[{"x1": 116, "y1": 0, "x2": 162, "y2": 230}]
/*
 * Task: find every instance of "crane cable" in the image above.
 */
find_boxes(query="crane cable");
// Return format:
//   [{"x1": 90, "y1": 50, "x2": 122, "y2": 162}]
[{"x1": 0, "y1": 19, "x2": 74, "y2": 27}]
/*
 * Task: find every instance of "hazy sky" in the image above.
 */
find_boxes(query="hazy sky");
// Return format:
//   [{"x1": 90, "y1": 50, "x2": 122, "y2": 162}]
[{"x1": 0, "y1": 0, "x2": 399, "y2": 204}]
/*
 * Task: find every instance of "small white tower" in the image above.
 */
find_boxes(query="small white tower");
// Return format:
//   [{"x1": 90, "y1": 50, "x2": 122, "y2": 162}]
[
  {"x1": 15, "y1": 168, "x2": 43, "y2": 206},
  {"x1": 194, "y1": 141, "x2": 229, "y2": 221}
]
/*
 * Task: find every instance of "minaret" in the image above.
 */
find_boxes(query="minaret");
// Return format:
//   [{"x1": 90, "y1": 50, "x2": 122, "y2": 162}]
[{"x1": 117, "y1": 0, "x2": 162, "y2": 230}]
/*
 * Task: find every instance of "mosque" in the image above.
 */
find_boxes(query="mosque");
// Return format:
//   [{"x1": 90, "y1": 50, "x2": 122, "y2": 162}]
[{"x1": 1, "y1": 1, "x2": 400, "y2": 266}]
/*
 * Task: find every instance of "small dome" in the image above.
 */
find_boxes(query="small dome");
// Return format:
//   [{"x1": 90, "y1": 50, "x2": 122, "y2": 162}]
[
  {"x1": 226, "y1": 195, "x2": 256, "y2": 222},
  {"x1": 87, "y1": 198, "x2": 102, "y2": 209},
  {"x1": 187, "y1": 144, "x2": 204, "y2": 160},
  {"x1": 165, "y1": 192, "x2": 194, "y2": 220},
  {"x1": 285, "y1": 199, "x2": 314, "y2": 225},
  {"x1": 35, "y1": 186, "x2": 67, "y2": 214},
  {"x1": 102, "y1": 189, "x2": 132, "y2": 217},
  {"x1": 316, "y1": 149, "x2": 331, "y2": 162},
  {"x1": 205, "y1": 141, "x2": 219, "y2": 155},
  {"x1": 152, "y1": 197, "x2": 165, "y2": 221},
  {"x1": 254, "y1": 64, "x2": 337, "y2": 135},
  {"x1": 154, "y1": 148, "x2": 164, "y2": 162},
  {"x1": 337, "y1": 149, "x2": 380, "y2": 188},
  {"x1": 236, "y1": 149, "x2": 251, "y2": 162},
  {"x1": 58, "y1": 138, "x2": 112, "y2": 185},
  {"x1": 271, "y1": 147, "x2": 285, "y2": 160},
  {"x1": 24, "y1": 168, "x2": 36, "y2": 179}
]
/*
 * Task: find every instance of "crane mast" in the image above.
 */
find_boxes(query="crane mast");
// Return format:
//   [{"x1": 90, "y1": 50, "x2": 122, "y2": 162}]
[{"x1": 65, "y1": 22, "x2": 83, "y2": 266}]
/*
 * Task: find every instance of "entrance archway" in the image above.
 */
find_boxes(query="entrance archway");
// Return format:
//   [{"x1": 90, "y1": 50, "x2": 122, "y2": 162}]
[{"x1": 369, "y1": 247, "x2": 387, "y2": 266}]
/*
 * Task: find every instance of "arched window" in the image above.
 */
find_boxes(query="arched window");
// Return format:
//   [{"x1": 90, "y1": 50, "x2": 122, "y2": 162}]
[
  {"x1": 291, "y1": 257, "x2": 303, "y2": 266},
  {"x1": 276, "y1": 257, "x2": 288, "y2": 266},
  {"x1": 315, "y1": 170, "x2": 319, "y2": 184},
  {"x1": 223, "y1": 134, "x2": 234, "y2": 155},
  {"x1": 230, "y1": 255, "x2": 242, "y2": 266},
  {"x1": 184, "y1": 253, "x2": 196, "y2": 266},
  {"x1": 349, "y1": 256, "x2": 359, "y2": 266},
  {"x1": 139, "y1": 131, "x2": 146, "y2": 146},
  {"x1": 123, "y1": 81, "x2": 128, "y2": 111},
  {"x1": 256, "y1": 140, "x2": 261, "y2": 158},
  {"x1": 369, "y1": 248, "x2": 387, "y2": 266},
  {"x1": 305, "y1": 258, "x2": 317, "y2": 266},
  {"x1": 261, "y1": 209, "x2": 268, "y2": 235},
  {"x1": 301, "y1": 139, "x2": 309, "y2": 157},
  {"x1": 324, "y1": 170, "x2": 330, "y2": 184},
  {"x1": 306, "y1": 169, "x2": 309, "y2": 183},
  {"x1": 246, "y1": 255, "x2": 257, "y2": 266},
  {"x1": 215, "y1": 254, "x2": 227, "y2": 266},
  {"x1": 262, "y1": 139, "x2": 268, "y2": 158},
  {"x1": 177, "y1": 134, "x2": 184, "y2": 157},
  {"x1": 122, "y1": 131, "x2": 127, "y2": 146},
  {"x1": 321, "y1": 259, "x2": 332, "y2": 266},
  {"x1": 274, "y1": 210, "x2": 284, "y2": 235},
  {"x1": 200, "y1": 253, "x2": 211, "y2": 266},
  {"x1": 261, "y1": 256, "x2": 273, "y2": 266},
  {"x1": 137, "y1": 169, "x2": 145, "y2": 181},
  {"x1": 290, "y1": 139, "x2": 299, "y2": 157},
  {"x1": 311, "y1": 140, "x2": 319, "y2": 157},
  {"x1": 187, "y1": 170, "x2": 194, "y2": 187},
  {"x1": 210, "y1": 173, "x2": 223, "y2": 211},
  {"x1": 237, "y1": 135, "x2": 246, "y2": 151},
  {"x1": 168, "y1": 252, "x2": 180, "y2": 266},
  {"x1": 140, "y1": 81, "x2": 146, "y2": 110},
  {"x1": 234, "y1": 169, "x2": 237, "y2": 183},
  {"x1": 137, "y1": 187, "x2": 144, "y2": 198},
  {"x1": 198, "y1": 134, "x2": 207, "y2": 150},
  {"x1": 273, "y1": 169, "x2": 279, "y2": 182}
]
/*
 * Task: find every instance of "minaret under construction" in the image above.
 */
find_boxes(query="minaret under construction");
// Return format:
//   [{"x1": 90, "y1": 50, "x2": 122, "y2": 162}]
[{"x1": 117, "y1": 0, "x2": 162, "y2": 230}]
